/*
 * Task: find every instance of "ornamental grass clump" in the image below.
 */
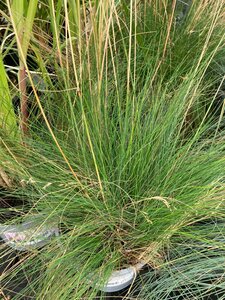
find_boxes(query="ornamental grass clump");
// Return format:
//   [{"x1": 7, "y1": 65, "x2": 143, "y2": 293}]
[
  {"x1": 0, "y1": 0, "x2": 225, "y2": 299},
  {"x1": 131, "y1": 221, "x2": 225, "y2": 299}
]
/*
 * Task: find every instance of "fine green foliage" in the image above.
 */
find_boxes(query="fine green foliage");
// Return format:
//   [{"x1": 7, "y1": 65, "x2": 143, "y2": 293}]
[
  {"x1": 131, "y1": 221, "x2": 225, "y2": 299},
  {"x1": 0, "y1": 0, "x2": 225, "y2": 299}
]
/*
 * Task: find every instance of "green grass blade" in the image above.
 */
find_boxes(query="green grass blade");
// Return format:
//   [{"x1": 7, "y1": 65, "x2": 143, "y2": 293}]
[{"x1": 0, "y1": 53, "x2": 19, "y2": 136}]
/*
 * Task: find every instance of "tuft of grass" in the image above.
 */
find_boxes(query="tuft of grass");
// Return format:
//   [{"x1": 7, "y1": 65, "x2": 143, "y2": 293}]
[
  {"x1": 0, "y1": 0, "x2": 224, "y2": 299},
  {"x1": 131, "y1": 220, "x2": 225, "y2": 299}
]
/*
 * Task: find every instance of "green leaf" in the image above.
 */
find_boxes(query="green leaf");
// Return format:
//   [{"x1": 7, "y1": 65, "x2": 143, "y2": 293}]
[{"x1": 0, "y1": 54, "x2": 19, "y2": 136}]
